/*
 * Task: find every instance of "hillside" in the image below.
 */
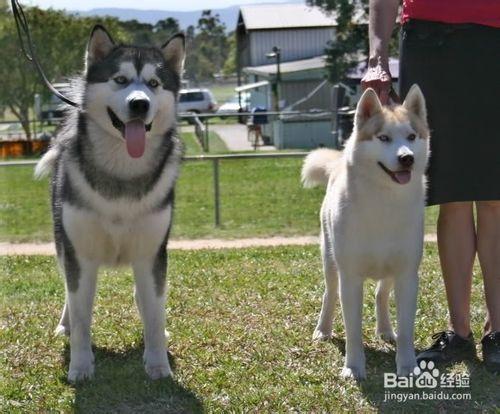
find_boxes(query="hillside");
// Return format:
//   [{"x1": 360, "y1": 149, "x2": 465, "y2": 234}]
[{"x1": 75, "y1": 0, "x2": 303, "y2": 30}]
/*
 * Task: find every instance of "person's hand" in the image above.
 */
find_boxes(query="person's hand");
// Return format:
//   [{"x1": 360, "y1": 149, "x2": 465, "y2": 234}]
[{"x1": 361, "y1": 57, "x2": 392, "y2": 105}]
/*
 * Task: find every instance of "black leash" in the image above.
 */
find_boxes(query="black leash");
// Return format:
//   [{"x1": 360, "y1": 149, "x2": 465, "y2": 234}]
[
  {"x1": 389, "y1": 87, "x2": 402, "y2": 105},
  {"x1": 11, "y1": 0, "x2": 79, "y2": 108}
]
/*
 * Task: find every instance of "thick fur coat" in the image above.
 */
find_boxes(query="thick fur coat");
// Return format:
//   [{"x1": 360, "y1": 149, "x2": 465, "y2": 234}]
[
  {"x1": 302, "y1": 85, "x2": 430, "y2": 380},
  {"x1": 35, "y1": 25, "x2": 185, "y2": 382}
]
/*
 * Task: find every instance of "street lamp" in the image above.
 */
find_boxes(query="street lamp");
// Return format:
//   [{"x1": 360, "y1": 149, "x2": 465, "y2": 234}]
[{"x1": 266, "y1": 46, "x2": 281, "y2": 112}]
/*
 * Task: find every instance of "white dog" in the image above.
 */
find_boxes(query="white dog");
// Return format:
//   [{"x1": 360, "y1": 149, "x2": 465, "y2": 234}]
[{"x1": 302, "y1": 85, "x2": 430, "y2": 380}]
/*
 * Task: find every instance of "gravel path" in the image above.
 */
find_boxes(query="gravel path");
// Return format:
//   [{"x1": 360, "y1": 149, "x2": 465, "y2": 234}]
[
  {"x1": 0, "y1": 234, "x2": 437, "y2": 256},
  {"x1": 211, "y1": 124, "x2": 276, "y2": 152}
]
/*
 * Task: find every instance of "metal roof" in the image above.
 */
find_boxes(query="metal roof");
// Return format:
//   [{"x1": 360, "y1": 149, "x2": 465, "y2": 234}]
[
  {"x1": 235, "y1": 80, "x2": 270, "y2": 92},
  {"x1": 244, "y1": 55, "x2": 327, "y2": 76},
  {"x1": 243, "y1": 55, "x2": 399, "y2": 79},
  {"x1": 239, "y1": 4, "x2": 338, "y2": 31}
]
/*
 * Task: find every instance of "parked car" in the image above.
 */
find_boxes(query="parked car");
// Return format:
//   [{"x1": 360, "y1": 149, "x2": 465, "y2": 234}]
[
  {"x1": 178, "y1": 88, "x2": 217, "y2": 114},
  {"x1": 216, "y1": 93, "x2": 250, "y2": 118}
]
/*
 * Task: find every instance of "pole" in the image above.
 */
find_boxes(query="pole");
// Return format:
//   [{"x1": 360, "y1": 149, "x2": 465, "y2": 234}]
[
  {"x1": 276, "y1": 47, "x2": 281, "y2": 111},
  {"x1": 213, "y1": 158, "x2": 220, "y2": 227},
  {"x1": 204, "y1": 118, "x2": 209, "y2": 152}
]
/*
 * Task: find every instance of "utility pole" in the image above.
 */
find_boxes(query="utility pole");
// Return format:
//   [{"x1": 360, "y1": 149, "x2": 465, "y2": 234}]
[{"x1": 266, "y1": 46, "x2": 281, "y2": 112}]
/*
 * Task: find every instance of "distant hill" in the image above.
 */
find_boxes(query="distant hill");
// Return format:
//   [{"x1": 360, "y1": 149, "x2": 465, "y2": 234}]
[
  {"x1": 75, "y1": 1, "x2": 304, "y2": 31},
  {"x1": 76, "y1": 7, "x2": 239, "y2": 30}
]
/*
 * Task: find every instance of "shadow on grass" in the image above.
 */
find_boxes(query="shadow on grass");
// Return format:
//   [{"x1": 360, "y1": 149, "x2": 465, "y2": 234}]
[
  {"x1": 332, "y1": 339, "x2": 500, "y2": 412},
  {"x1": 62, "y1": 344, "x2": 204, "y2": 413}
]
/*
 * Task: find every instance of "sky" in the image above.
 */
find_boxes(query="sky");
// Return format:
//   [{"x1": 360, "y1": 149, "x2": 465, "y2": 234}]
[{"x1": 26, "y1": 0, "x2": 293, "y2": 11}]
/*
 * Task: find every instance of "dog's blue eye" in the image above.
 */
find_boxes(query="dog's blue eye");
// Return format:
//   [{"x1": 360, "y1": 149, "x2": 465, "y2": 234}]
[
  {"x1": 378, "y1": 135, "x2": 391, "y2": 142},
  {"x1": 114, "y1": 76, "x2": 128, "y2": 85},
  {"x1": 148, "y1": 79, "x2": 159, "y2": 88},
  {"x1": 407, "y1": 133, "x2": 416, "y2": 141}
]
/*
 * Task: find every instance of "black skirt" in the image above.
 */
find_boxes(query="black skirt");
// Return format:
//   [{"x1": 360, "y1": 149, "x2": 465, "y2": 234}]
[{"x1": 399, "y1": 20, "x2": 500, "y2": 206}]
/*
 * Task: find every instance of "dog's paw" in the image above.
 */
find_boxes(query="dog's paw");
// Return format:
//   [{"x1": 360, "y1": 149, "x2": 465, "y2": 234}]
[
  {"x1": 145, "y1": 364, "x2": 172, "y2": 380},
  {"x1": 144, "y1": 349, "x2": 172, "y2": 380},
  {"x1": 68, "y1": 361, "x2": 94, "y2": 383},
  {"x1": 341, "y1": 366, "x2": 366, "y2": 381},
  {"x1": 312, "y1": 328, "x2": 332, "y2": 341},
  {"x1": 397, "y1": 360, "x2": 418, "y2": 377},
  {"x1": 68, "y1": 350, "x2": 95, "y2": 383},
  {"x1": 54, "y1": 324, "x2": 70, "y2": 337},
  {"x1": 377, "y1": 330, "x2": 396, "y2": 344},
  {"x1": 397, "y1": 365, "x2": 417, "y2": 377}
]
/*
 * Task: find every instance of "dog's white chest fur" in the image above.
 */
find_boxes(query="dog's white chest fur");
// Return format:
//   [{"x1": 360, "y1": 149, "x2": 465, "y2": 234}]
[
  {"x1": 63, "y1": 203, "x2": 171, "y2": 265},
  {"x1": 324, "y1": 174, "x2": 425, "y2": 279},
  {"x1": 61, "y1": 156, "x2": 177, "y2": 265}
]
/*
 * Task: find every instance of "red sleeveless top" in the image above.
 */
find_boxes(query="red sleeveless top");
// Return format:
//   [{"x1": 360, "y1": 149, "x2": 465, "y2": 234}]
[{"x1": 402, "y1": 0, "x2": 500, "y2": 28}]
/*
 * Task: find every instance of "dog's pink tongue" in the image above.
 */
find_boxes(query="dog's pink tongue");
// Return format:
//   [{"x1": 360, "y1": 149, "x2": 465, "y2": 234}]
[
  {"x1": 394, "y1": 171, "x2": 411, "y2": 185},
  {"x1": 124, "y1": 120, "x2": 146, "y2": 158}
]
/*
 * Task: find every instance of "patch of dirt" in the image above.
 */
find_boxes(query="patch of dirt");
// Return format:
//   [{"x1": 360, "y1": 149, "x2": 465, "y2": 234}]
[{"x1": 0, "y1": 234, "x2": 437, "y2": 256}]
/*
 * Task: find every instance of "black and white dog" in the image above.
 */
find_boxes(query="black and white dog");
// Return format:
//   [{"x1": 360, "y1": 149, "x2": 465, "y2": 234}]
[{"x1": 35, "y1": 25, "x2": 185, "y2": 382}]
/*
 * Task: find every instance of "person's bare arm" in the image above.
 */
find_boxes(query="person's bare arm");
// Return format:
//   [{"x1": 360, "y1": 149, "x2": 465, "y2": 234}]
[{"x1": 361, "y1": 0, "x2": 400, "y2": 104}]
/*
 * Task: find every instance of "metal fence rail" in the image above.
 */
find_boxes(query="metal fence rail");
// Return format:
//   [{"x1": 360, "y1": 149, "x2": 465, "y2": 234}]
[
  {"x1": 180, "y1": 110, "x2": 334, "y2": 153},
  {"x1": 0, "y1": 152, "x2": 308, "y2": 227},
  {"x1": 179, "y1": 110, "x2": 333, "y2": 119},
  {"x1": 1, "y1": 109, "x2": 335, "y2": 153}
]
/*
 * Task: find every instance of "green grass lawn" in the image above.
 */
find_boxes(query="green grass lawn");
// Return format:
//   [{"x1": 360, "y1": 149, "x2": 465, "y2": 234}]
[
  {"x1": 182, "y1": 131, "x2": 229, "y2": 155},
  {"x1": 1, "y1": 244, "x2": 498, "y2": 412},
  {"x1": 0, "y1": 154, "x2": 439, "y2": 243},
  {"x1": 181, "y1": 131, "x2": 204, "y2": 156}
]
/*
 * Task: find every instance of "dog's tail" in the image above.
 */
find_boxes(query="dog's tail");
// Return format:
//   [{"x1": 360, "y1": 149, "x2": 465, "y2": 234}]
[
  {"x1": 301, "y1": 148, "x2": 342, "y2": 188},
  {"x1": 34, "y1": 147, "x2": 59, "y2": 179}
]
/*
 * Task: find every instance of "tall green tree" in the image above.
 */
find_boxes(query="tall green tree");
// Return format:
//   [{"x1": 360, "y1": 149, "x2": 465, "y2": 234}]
[
  {"x1": 222, "y1": 31, "x2": 236, "y2": 77},
  {"x1": 153, "y1": 17, "x2": 180, "y2": 45},
  {"x1": 0, "y1": 5, "x2": 127, "y2": 139},
  {"x1": 184, "y1": 10, "x2": 228, "y2": 83},
  {"x1": 119, "y1": 19, "x2": 154, "y2": 45},
  {"x1": 307, "y1": 0, "x2": 399, "y2": 83}
]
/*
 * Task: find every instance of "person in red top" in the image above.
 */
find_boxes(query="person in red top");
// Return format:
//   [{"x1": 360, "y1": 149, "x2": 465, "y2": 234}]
[{"x1": 362, "y1": 0, "x2": 500, "y2": 372}]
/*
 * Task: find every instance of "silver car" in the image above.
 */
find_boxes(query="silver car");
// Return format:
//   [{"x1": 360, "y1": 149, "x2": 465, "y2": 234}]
[{"x1": 178, "y1": 88, "x2": 217, "y2": 114}]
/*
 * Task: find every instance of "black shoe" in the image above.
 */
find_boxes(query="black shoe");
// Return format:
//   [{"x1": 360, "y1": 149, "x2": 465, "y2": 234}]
[
  {"x1": 482, "y1": 331, "x2": 500, "y2": 373},
  {"x1": 417, "y1": 330, "x2": 476, "y2": 364}
]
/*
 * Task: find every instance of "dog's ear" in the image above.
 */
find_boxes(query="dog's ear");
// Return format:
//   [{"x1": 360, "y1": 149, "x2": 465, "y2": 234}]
[
  {"x1": 403, "y1": 84, "x2": 427, "y2": 123},
  {"x1": 355, "y1": 88, "x2": 383, "y2": 129},
  {"x1": 161, "y1": 33, "x2": 185, "y2": 75},
  {"x1": 86, "y1": 25, "x2": 115, "y2": 69}
]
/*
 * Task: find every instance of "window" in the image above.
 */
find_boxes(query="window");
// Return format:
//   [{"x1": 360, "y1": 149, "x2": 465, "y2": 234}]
[{"x1": 179, "y1": 92, "x2": 205, "y2": 102}]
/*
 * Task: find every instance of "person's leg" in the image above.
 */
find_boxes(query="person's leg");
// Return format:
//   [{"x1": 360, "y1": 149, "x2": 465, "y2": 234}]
[
  {"x1": 417, "y1": 201, "x2": 477, "y2": 363},
  {"x1": 476, "y1": 200, "x2": 500, "y2": 333},
  {"x1": 437, "y1": 201, "x2": 476, "y2": 338},
  {"x1": 476, "y1": 200, "x2": 500, "y2": 372}
]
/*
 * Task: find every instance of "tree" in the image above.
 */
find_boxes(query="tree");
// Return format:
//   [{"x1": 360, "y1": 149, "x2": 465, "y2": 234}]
[
  {"x1": 119, "y1": 19, "x2": 154, "y2": 45},
  {"x1": 307, "y1": 0, "x2": 399, "y2": 83},
  {"x1": 222, "y1": 31, "x2": 237, "y2": 77},
  {"x1": 153, "y1": 17, "x2": 180, "y2": 44},
  {"x1": 0, "y1": 5, "x2": 127, "y2": 139},
  {"x1": 184, "y1": 10, "x2": 228, "y2": 83}
]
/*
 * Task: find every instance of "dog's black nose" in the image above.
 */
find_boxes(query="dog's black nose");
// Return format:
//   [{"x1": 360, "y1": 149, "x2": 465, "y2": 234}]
[
  {"x1": 129, "y1": 98, "x2": 150, "y2": 116},
  {"x1": 398, "y1": 154, "x2": 414, "y2": 168}
]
